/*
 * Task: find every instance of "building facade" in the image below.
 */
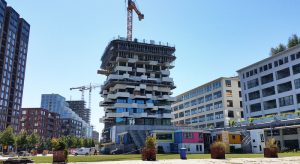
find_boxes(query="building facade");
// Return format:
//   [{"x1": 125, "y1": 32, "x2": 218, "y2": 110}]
[
  {"x1": 19, "y1": 108, "x2": 60, "y2": 139},
  {"x1": 237, "y1": 44, "x2": 300, "y2": 119},
  {"x1": 98, "y1": 37, "x2": 176, "y2": 151},
  {"x1": 41, "y1": 94, "x2": 92, "y2": 138},
  {"x1": 172, "y1": 77, "x2": 243, "y2": 129},
  {"x1": 0, "y1": 0, "x2": 30, "y2": 131},
  {"x1": 66, "y1": 100, "x2": 90, "y2": 124}
]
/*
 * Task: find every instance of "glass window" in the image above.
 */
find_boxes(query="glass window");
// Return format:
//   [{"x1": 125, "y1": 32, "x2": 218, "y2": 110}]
[
  {"x1": 225, "y1": 80, "x2": 231, "y2": 87},
  {"x1": 227, "y1": 100, "x2": 233, "y2": 107},
  {"x1": 295, "y1": 78, "x2": 300, "y2": 89},
  {"x1": 262, "y1": 86, "x2": 275, "y2": 97},
  {"x1": 276, "y1": 68, "x2": 290, "y2": 80},
  {"x1": 250, "y1": 103, "x2": 262, "y2": 112},
  {"x1": 248, "y1": 90, "x2": 260, "y2": 100},
  {"x1": 263, "y1": 99, "x2": 277, "y2": 110},
  {"x1": 226, "y1": 90, "x2": 232, "y2": 97},
  {"x1": 261, "y1": 73, "x2": 273, "y2": 85},
  {"x1": 247, "y1": 78, "x2": 259, "y2": 89},
  {"x1": 279, "y1": 95, "x2": 294, "y2": 107},
  {"x1": 277, "y1": 81, "x2": 292, "y2": 93},
  {"x1": 292, "y1": 63, "x2": 300, "y2": 75},
  {"x1": 228, "y1": 111, "x2": 234, "y2": 118}
]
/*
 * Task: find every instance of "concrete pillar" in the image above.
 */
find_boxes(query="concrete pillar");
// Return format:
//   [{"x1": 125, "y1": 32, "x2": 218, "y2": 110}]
[
  {"x1": 279, "y1": 129, "x2": 284, "y2": 149},
  {"x1": 297, "y1": 128, "x2": 300, "y2": 149}
]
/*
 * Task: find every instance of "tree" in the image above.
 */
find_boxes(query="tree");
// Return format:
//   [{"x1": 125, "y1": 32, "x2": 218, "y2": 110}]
[
  {"x1": 270, "y1": 43, "x2": 287, "y2": 56},
  {"x1": 16, "y1": 131, "x2": 28, "y2": 151},
  {"x1": 288, "y1": 34, "x2": 300, "y2": 48},
  {"x1": 27, "y1": 133, "x2": 40, "y2": 149},
  {"x1": 0, "y1": 126, "x2": 15, "y2": 147}
]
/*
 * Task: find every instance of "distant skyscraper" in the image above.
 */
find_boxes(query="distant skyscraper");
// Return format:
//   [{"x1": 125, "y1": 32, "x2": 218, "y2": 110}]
[
  {"x1": 0, "y1": 0, "x2": 30, "y2": 131},
  {"x1": 66, "y1": 100, "x2": 90, "y2": 124}
]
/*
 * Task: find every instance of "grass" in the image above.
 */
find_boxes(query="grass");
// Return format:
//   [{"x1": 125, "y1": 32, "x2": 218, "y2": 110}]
[{"x1": 27, "y1": 152, "x2": 300, "y2": 163}]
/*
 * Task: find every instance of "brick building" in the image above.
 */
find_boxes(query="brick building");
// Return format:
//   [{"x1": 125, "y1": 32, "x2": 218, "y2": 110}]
[{"x1": 19, "y1": 108, "x2": 60, "y2": 139}]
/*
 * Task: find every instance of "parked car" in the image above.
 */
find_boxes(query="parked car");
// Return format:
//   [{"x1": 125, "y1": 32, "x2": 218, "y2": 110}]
[
  {"x1": 18, "y1": 151, "x2": 30, "y2": 156},
  {"x1": 74, "y1": 147, "x2": 92, "y2": 156},
  {"x1": 100, "y1": 147, "x2": 110, "y2": 155},
  {"x1": 110, "y1": 148, "x2": 123, "y2": 155}
]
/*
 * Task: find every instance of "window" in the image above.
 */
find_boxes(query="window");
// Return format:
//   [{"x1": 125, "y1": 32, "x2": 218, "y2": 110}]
[
  {"x1": 279, "y1": 95, "x2": 294, "y2": 107},
  {"x1": 248, "y1": 90, "x2": 260, "y2": 100},
  {"x1": 250, "y1": 103, "x2": 261, "y2": 112},
  {"x1": 225, "y1": 80, "x2": 231, "y2": 87},
  {"x1": 262, "y1": 86, "x2": 275, "y2": 97},
  {"x1": 227, "y1": 100, "x2": 233, "y2": 107},
  {"x1": 206, "y1": 104, "x2": 213, "y2": 111},
  {"x1": 282, "y1": 128, "x2": 298, "y2": 135},
  {"x1": 292, "y1": 63, "x2": 300, "y2": 74},
  {"x1": 226, "y1": 90, "x2": 232, "y2": 97},
  {"x1": 241, "y1": 111, "x2": 244, "y2": 118},
  {"x1": 277, "y1": 81, "x2": 292, "y2": 93},
  {"x1": 156, "y1": 133, "x2": 172, "y2": 140},
  {"x1": 240, "y1": 101, "x2": 243, "y2": 108},
  {"x1": 206, "y1": 113, "x2": 214, "y2": 121},
  {"x1": 239, "y1": 91, "x2": 242, "y2": 97},
  {"x1": 184, "y1": 132, "x2": 193, "y2": 139},
  {"x1": 247, "y1": 78, "x2": 259, "y2": 89},
  {"x1": 261, "y1": 73, "x2": 273, "y2": 85},
  {"x1": 199, "y1": 133, "x2": 203, "y2": 139},
  {"x1": 263, "y1": 99, "x2": 277, "y2": 110},
  {"x1": 215, "y1": 111, "x2": 224, "y2": 119},
  {"x1": 214, "y1": 101, "x2": 223, "y2": 109},
  {"x1": 295, "y1": 78, "x2": 300, "y2": 89},
  {"x1": 238, "y1": 81, "x2": 241, "y2": 88},
  {"x1": 213, "y1": 91, "x2": 222, "y2": 99},
  {"x1": 228, "y1": 110, "x2": 234, "y2": 118},
  {"x1": 297, "y1": 94, "x2": 300, "y2": 104},
  {"x1": 276, "y1": 68, "x2": 290, "y2": 80},
  {"x1": 205, "y1": 94, "x2": 212, "y2": 102}
]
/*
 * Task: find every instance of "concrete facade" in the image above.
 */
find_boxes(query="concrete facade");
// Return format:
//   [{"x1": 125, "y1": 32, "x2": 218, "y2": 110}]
[
  {"x1": 172, "y1": 77, "x2": 243, "y2": 129},
  {"x1": 98, "y1": 37, "x2": 176, "y2": 150},
  {"x1": 237, "y1": 45, "x2": 300, "y2": 119}
]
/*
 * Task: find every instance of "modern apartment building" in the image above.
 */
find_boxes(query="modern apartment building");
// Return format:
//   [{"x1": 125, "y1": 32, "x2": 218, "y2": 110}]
[
  {"x1": 237, "y1": 44, "x2": 300, "y2": 119},
  {"x1": 0, "y1": 0, "x2": 30, "y2": 131},
  {"x1": 98, "y1": 37, "x2": 176, "y2": 151},
  {"x1": 92, "y1": 130, "x2": 99, "y2": 142},
  {"x1": 172, "y1": 77, "x2": 243, "y2": 129},
  {"x1": 19, "y1": 108, "x2": 60, "y2": 139},
  {"x1": 66, "y1": 100, "x2": 90, "y2": 124},
  {"x1": 41, "y1": 94, "x2": 92, "y2": 138}
]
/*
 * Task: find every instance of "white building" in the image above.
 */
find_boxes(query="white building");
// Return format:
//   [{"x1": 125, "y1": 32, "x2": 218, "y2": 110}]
[
  {"x1": 237, "y1": 44, "x2": 300, "y2": 119},
  {"x1": 172, "y1": 77, "x2": 243, "y2": 128}
]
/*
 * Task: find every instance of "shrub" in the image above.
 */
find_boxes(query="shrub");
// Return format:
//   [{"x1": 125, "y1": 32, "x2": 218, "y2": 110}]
[
  {"x1": 266, "y1": 138, "x2": 277, "y2": 149},
  {"x1": 210, "y1": 141, "x2": 226, "y2": 159},
  {"x1": 141, "y1": 136, "x2": 156, "y2": 161}
]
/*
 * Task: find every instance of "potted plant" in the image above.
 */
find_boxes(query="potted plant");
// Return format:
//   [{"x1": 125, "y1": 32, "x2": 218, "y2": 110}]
[
  {"x1": 141, "y1": 136, "x2": 156, "y2": 161},
  {"x1": 264, "y1": 138, "x2": 278, "y2": 158},
  {"x1": 210, "y1": 141, "x2": 226, "y2": 159},
  {"x1": 52, "y1": 138, "x2": 68, "y2": 163}
]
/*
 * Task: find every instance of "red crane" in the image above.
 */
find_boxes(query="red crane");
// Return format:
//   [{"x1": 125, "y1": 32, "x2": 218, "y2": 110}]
[{"x1": 127, "y1": 0, "x2": 144, "y2": 41}]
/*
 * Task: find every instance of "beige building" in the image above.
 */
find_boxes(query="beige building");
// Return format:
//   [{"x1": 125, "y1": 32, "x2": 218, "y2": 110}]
[{"x1": 172, "y1": 77, "x2": 243, "y2": 128}]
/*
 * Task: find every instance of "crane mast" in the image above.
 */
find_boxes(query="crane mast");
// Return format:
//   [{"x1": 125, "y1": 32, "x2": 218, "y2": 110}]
[
  {"x1": 70, "y1": 83, "x2": 101, "y2": 109},
  {"x1": 127, "y1": 0, "x2": 144, "y2": 41}
]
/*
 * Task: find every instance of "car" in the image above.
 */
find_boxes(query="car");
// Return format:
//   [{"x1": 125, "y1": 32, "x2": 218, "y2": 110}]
[
  {"x1": 18, "y1": 151, "x2": 30, "y2": 156},
  {"x1": 74, "y1": 147, "x2": 92, "y2": 156},
  {"x1": 110, "y1": 148, "x2": 123, "y2": 155}
]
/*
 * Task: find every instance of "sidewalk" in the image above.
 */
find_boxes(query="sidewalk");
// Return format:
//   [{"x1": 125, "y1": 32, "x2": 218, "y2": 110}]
[{"x1": 72, "y1": 157, "x2": 300, "y2": 164}]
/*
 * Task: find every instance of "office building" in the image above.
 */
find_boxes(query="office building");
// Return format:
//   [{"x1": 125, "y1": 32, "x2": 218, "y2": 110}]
[
  {"x1": 98, "y1": 37, "x2": 176, "y2": 151},
  {"x1": 237, "y1": 44, "x2": 300, "y2": 119},
  {"x1": 0, "y1": 0, "x2": 30, "y2": 131},
  {"x1": 172, "y1": 77, "x2": 243, "y2": 128},
  {"x1": 66, "y1": 100, "x2": 90, "y2": 124},
  {"x1": 41, "y1": 94, "x2": 92, "y2": 138},
  {"x1": 19, "y1": 108, "x2": 60, "y2": 139}
]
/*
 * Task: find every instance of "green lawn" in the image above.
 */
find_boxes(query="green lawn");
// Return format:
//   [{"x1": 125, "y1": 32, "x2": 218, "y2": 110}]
[{"x1": 28, "y1": 152, "x2": 300, "y2": 163}]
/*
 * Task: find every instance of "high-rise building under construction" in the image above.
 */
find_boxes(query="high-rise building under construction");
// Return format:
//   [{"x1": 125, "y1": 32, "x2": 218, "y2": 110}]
[{"x1": 98, "y1": 37, "x2": 176, "y2": 152}]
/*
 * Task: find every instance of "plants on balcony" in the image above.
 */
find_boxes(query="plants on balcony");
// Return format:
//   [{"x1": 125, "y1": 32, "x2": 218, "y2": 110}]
[
  {"x1": 141, "y1": 136, "x2": 156, "y2": 161},
  {"x1": 52, "y1": 138, "x2": 68, "y2": 163},
  {"x1": 210, "y1": 141, "x2": 226, "y2": 159},
  {"x1": 264, "y1": 138, "x2": 278, "y2": 158}
]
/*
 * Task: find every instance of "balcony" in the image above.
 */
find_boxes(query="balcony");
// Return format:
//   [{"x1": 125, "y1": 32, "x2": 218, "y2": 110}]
[
  {"x1": 137, "y1": 68, "x2": 146, "y2": 73},
  {"x1": 162, "y1": 77, "x2": 173, "y2": 82},
  {"x1": 114, "y1": 66, "x2": 132, "y2": 72},
  {"x1": 107, "y1": 92, "x2": 130, "y2": 99},
  {"x1": 131, "y1": 113, "x2": 148, "y2": 118},
  {"x1": 161, "y1": 70, "x2": 170, "y2": 75},
  {"x1": 107, "y1": 112, "x2": 129, "y2": 118}
]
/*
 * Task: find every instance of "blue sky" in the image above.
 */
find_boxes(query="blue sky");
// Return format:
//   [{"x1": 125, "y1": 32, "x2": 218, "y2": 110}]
[{"x1": 8, "y1": 0, "x2": 300, "y2": 134}]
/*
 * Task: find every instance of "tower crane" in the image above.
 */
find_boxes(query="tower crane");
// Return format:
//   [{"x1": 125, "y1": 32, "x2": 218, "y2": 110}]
[
  {"x1": 70, "y1": 83, "x2": 101, "y2": 109},
  {"x1": 127, "y1": 0, "x2": 144, "y2": 41}
]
